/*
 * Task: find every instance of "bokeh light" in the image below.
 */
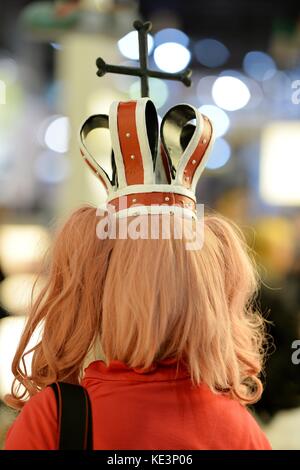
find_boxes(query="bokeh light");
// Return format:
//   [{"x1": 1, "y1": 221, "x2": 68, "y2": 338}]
[
  {"x1": 0, "y1": 316, "x2": 43, "y2": 397},
  {"x1": 262, "y1": 71, "x2": 292, "y2": 103},
  {"x1": 219, "y1": 69, "x2": 246, "y2": 79},
  {"x1": 0, "y1": 57, "x2": 18, "y2": 84},
  {"x1": 218, "y1": 71, "x2": 263, "y2": 109},
  {"x1": 0, "y1": 273, "x2": 46, "y2": 315},
  {"x1": 0, "y1": 316, "x2": 26, "y2": 397},
  {"x1": 206, "y1": 138, "x2": 231, "y2": 169},
  {"x1": 154, "y1": 28, "x2": 189, "y2": 47},
  {"x1": 194, "y1": 38, "x2": 229, "y2": 67},
  {"x1": 87, "y1": 89, "x2": 124, "y2": 115},
  {"x1": 129, "y1": 78, "x2": 169, "y2": 109},
  {"x1": 243, "y1": 51, "x2": 276, "y2": 81},
  {"x1": 44, "y1": 116, "x2": 70, "y2": 153},
  {"x1": 242, "y1": 77, "x2": 264, "y2": 109},
  {"x1": 0, "y1": 224, "x2": 50, "y2": 275},
  {"x1": 118, "y1": 31, "x2": 154, "y2": 60},
  {"x1": 154, "y1": 43, "x2": 191, "y2": 73},
  {"x1": 34, "y1": 151, "x2": 70, "y2": 184},
  {"x1": 212, "y1": 76, "x2": 250, "y2": 111},
  {"x1": 260, "y1": 122, "x2": 300, "y2": 205},
  {"x1": 199, "y1": 105, "x2": 230, "y2": 137},
  {"x1": 196, "y1": 75, "x2": 217, "y2": 104},
  {"x1": 111, "y1": 60, "x2": 137, "y2": 93}
]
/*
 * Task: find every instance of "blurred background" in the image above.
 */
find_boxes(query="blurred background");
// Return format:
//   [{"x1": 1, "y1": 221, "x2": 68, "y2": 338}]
[{"x1": 0, "y1": 0, "x2": 300, "y2": 449}]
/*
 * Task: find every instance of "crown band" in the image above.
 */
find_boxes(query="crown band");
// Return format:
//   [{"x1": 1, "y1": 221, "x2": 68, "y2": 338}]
[{"x1": 109, "y1": 192, "x2": 196, "y2": 213}]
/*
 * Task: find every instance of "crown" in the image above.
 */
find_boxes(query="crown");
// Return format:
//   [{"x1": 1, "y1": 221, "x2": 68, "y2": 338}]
[{"x1": 79, "y1": 97, "x2": 214, "y2": 218}]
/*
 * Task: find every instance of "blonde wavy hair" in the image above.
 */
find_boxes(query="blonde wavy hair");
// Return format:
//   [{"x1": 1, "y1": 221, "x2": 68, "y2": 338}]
[{"x1": 5, "y1": 205, "x2": 266, "y2": 409}]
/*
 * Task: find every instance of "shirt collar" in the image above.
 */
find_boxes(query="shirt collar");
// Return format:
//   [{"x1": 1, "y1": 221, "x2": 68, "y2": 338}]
[{"x1": 82, "y1": 358, "x2": 191, "y2": 383}]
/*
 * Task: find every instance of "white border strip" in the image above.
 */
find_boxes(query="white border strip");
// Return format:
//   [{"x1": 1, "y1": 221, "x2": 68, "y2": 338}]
[
  {"x1": 113, "y1": 205, "x2": 197, "y2": 219},
  {"x1": 107, "y1": 184, "x2": 196, "y2": 202},
  {"x1": 78, "y1": 117, "x2": 113, "y2": 192},
  {"x1": 109, "y1": 101, "x2": 127, "y2": 189},
  {"x1": 190, "y1": 118, "x2": 215, "y2": 192},
  {"x1": 135, "y1": 98, "x2": 156, "y2": 184},
  {"x1": 175, "y1": 105, "x2": 204, "y2": 186}
]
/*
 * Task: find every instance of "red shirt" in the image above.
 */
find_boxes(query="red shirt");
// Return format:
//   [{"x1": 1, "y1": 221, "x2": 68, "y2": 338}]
[{"x1": 4, "y1": 359, "x2": 271, "y2": 450}]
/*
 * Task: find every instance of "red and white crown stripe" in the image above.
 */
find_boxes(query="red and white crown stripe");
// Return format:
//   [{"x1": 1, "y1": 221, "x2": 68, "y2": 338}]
[
  {"x1": 176, "y1": 112, "x2": 213, "y2": 192},
  {"x1": 109, "y1": 99, "x2": 156, "y2": 188},
  {"x1": 160, "y1": 103, "x2": 214, "y2": 192}
]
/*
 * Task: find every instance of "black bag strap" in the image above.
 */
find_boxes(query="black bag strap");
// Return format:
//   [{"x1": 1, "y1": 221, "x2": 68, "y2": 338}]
[{"x1": 48, "y1": 382, "x2": 93, "y2": 450}]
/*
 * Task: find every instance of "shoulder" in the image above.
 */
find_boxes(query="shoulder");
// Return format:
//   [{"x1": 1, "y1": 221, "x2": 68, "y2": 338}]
[
  {"x1": 5, "y1": 386, "x2": 58, "y2": 450},
  {"x1": 239, "y1": 405, "x2": 272, "y2": 449},
  {"x1": 205, "y1": 390, "x2": 272, "y2": 450}
]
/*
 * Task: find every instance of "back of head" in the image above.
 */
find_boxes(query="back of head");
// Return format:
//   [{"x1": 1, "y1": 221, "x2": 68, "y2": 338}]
[{"x1": 6, "y1": 206, "x2": 266, "y2": 409}]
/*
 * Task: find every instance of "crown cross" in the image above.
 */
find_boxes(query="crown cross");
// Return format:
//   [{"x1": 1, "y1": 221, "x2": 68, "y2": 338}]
[{"x1": 96, "y1": 20, "x2": 192, "y2": 98}]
